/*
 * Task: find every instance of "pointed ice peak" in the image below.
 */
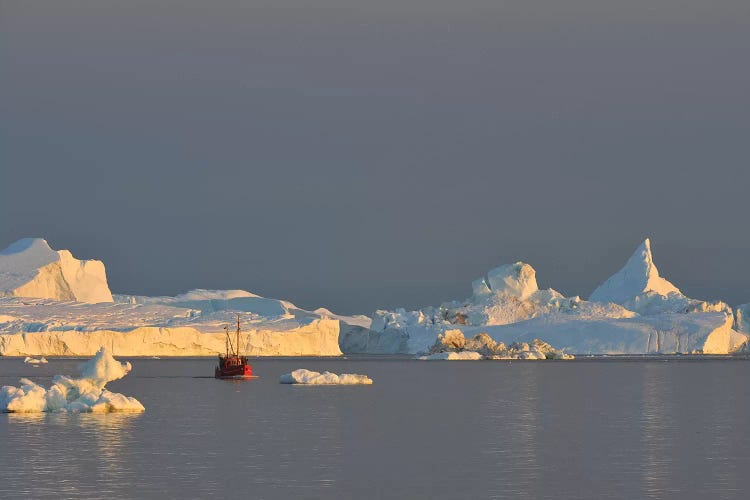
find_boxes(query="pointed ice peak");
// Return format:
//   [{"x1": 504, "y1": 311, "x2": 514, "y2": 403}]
[
  {"x1": 483, "y1": 262, "x2": 539, "y2": 300},
  {"x1": 589, "y1": 238, "x2": 680, "y2": 305}
]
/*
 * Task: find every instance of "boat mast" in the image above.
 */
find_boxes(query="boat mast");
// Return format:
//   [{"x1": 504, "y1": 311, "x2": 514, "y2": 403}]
[
  {"x1": 236, "y1": 313, "x2": 241, "y2": 356},
  {"x1": 224, "y1": 324, "x2": 234, "y2": 357}
]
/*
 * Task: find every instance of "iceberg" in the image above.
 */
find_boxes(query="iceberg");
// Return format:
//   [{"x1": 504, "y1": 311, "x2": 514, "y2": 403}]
[
  {"x1": 0, "y1": 296, "x2": 346, "y2": 356},
  {"x1": 0, "y1": 239, "x2": 366, "y2": 357},
  {"x1": 0, "y1": 238, "x2": 113, "y2": 303},
  {"x1": 2, "y1": 236, "x2": 749, "y2": 357},
  {"x1": 363, "y1": 239, "x2": 749, "y2": 355},
  {"x1": 0, "y1": 348, "x2": 145, "y2": 413},
  {"x1": 279, "y1": 369, "x2": 373, "y2": 385}
]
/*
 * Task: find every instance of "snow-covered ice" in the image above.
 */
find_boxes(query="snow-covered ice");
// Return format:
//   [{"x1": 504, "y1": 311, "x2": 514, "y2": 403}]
[
  {"x1": 279, "y1": 369, "x2": 373, "y2": 385},
  {"x1": 0, "y1": 348, "x2": 145, "y2": 413}
]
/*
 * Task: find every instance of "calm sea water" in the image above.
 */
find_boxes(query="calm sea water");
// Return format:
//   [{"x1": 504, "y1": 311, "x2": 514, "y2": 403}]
[{"x1": 1, "y1": 357, "x2": 749, "y2": 499}]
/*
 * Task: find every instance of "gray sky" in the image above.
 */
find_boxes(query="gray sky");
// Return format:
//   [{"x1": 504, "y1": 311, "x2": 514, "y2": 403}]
[{"x1": 1, "y1": 0, "x2": 749, "y2": 314}]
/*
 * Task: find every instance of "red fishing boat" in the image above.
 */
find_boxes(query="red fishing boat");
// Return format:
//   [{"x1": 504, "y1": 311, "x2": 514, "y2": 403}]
[{"x1": 215, "y1": 314, "x2": 253, "y2": 378}]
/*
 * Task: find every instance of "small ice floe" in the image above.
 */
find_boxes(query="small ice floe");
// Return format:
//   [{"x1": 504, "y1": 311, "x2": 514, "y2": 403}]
[
  {"x1": 23, "y1": 356, "x2": 48, "y2": 365},
  {"x1": 1, "y1": 347, "x2": 145, "y2": 413},
  {"x1": 279, "y1": 369, "x2": 373, "y2": 385},
  {"x1": 418, "y1": 351, "x2": 483, "y2": 361}
]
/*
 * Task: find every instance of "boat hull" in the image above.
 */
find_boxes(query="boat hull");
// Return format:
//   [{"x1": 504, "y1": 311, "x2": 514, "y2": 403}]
[{"x1": 215, "y1": 355, "x2": 253, "y2": 378}]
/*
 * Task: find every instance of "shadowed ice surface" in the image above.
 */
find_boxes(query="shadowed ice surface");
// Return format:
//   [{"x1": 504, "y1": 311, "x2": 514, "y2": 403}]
[{"x1": 1, "y1": 357, "x2": 749, "y2": 499}]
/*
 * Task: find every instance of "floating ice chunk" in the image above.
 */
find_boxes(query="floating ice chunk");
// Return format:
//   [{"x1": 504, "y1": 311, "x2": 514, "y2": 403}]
[
  {"x1": 1, "y1": 347, "x2": 144, "y2": 413},
  {"x1": 23, "y1": 356, "x2": 48, "y2": 364},
  {"x1": 279, "y1": 368, "x2": 373, "y2": 385},
  {"x1": 417, "y1": 351, "x2": 483, "y2": 360},
  {"x1": 420, "y1": 330, "x2": 574, "y2": 360}
]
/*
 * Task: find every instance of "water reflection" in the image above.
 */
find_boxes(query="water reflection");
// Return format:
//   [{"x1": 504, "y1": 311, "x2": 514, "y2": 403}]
[
  {"x1": 481, "y1": 364, "x2": 540, "y2": 499},
  {"x1": 2, "y1": 412, "x2": 141, "y2": 498},
  {"x1": 640, "y1": 364, "x2": 673, "y2": 499}
]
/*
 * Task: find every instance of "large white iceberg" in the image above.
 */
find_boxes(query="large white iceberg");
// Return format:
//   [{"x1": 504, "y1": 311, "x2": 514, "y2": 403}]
[
  {"x1": 361, "y1": 239, "x2": 749, "y2": 355},
  {"x1": 0, "y1": 294, "x2": 350, "y2": 356},
  {"x1": 0, "y1": 238, "x2": 371, "y2": 357},
  {"x1": 0, "y1": 347, "x2": 145, "y2": 413},
  {"x1": 0, "y1": 238, "x2": 113, "y2": 303},
  {"x1": 279, "y1": 369, "x2": 373, "y2": 385},
  {"x1": 0, "y1": 237, "x2": 367, "y2": 356}
]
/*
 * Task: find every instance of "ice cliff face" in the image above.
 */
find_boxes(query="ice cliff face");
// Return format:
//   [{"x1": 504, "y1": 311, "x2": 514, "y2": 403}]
[
  {"x1": 0, "y1": 292, "x2": 350, "y2": 356},
  {"x1": 0, "y1": 239, "x2": 113, "y2": 303},
  {"x1": 733, "y1": 303, "x2": 750, "y2": 334}
]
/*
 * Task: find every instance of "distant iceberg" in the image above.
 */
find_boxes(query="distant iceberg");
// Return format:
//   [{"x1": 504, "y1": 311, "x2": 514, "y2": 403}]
[
  {"x1": 1, "y1": 348, "x2": 145, "y2": 413},
  {"x1": 361, "y1": 239, "x2": 749, "y2": 355},
  {"x1": 279, "y1": 369, "x2": 373, "y2": 385}
]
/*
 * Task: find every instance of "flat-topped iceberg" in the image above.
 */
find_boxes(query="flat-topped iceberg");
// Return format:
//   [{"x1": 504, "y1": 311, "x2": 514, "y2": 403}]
[
  {"x1": 279, "y1": 369, "x2": 373, "y2": 385},
  {"x1": 0, "y1": 348, "x2": 145, "y2": 413},
  {"x1": 0, "y1": 239, "x2": 368, "y2": 357}
]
